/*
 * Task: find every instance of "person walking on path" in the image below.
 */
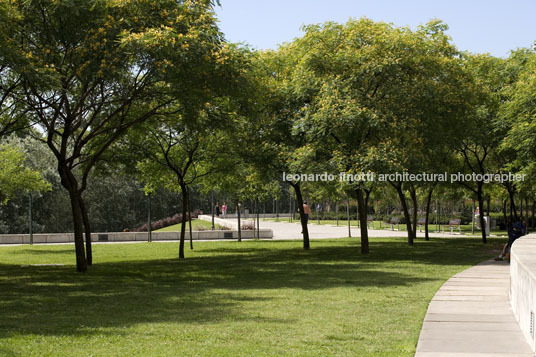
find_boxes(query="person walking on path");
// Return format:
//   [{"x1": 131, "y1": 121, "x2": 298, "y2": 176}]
[
  {"x1": 215, "y1": 202, "x2": 220, "y2": 217},
  {"x1": 222, "y1": 202, "x2": 227, "y2": 218}
]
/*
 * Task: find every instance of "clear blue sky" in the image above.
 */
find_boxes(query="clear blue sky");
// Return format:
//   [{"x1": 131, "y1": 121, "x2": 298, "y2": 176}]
[{"x1": 215, "y1": 0, "x2": 536, "y2": 57}]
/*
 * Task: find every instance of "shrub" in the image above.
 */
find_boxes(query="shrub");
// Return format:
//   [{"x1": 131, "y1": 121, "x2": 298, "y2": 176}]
[
  {"x1": 241, "y1": 222, "x2": 255, "y2": 230},
  {"x1": 135, "y1": 213, "x2": 192, "y2": 232}
]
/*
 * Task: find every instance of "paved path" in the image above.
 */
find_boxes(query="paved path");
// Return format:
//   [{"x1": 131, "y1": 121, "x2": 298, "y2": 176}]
[
  {"x1": 207, "y1": 216, "x2": 478, "y2": 240},
  {"x1": 415, "y1": 260, "x2": 533, "y2": 357}
]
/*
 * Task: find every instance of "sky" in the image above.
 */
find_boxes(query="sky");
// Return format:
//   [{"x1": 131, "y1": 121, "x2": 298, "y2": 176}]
[{"x1": 214, "y1": 0, "x2": 536, "y2": 58}]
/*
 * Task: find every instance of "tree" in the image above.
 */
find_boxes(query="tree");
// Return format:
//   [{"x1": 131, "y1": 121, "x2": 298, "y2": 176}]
[
  {"x1": 250, "y1": 48, "x2": 317, "y2": 249},
  {"x1": 500, "y1": 49, "x2": 536, "y2": 226},
  {"x1": 2, "y1": 0, "x2": 228, "y2": 272},
  {"x1": 289, "y1": 18, "x2": 470, "y2": 249},
  {"x1": 133, "y1": 117, "x2": 225, "y2": 259},
  {"x1": 453, "y1": 54, "x2": 507, "y2": 243},
  {"x1": 0, "y1": 144, "x2": 49, "y2": 203},
  {"x1": 128, "y1": 41, "x2": 251, "y2": 258}
]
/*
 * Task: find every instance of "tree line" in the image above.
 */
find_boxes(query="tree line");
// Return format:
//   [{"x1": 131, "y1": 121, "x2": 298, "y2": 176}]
[{"x1": 1, "y1": 1, "x2": 535, "y2": 272}]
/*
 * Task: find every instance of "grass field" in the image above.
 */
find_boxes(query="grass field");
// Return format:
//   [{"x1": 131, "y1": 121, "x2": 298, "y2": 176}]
[
  {"x1": 155, "y1": 218, "x2": 225, "y2": 232},
  {"x1": 0, "y1": 237, "x2": 502, "y2": 356}
]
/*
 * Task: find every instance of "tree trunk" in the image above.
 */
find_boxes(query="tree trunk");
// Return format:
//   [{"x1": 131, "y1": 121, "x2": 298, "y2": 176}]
[
  {"x1": 409, "y1": 184, "x2": 418, "y2": 241},
  {"x1": 59, "y1": 168, "x2": 87, "y2": 272},
  {"x1": 347, "y1": 196, "x2": 351, "y2": 237},
  {"x1": 424, "y1": 185, "x2": 435, "y2": 241},
  {"x1": 336, "y1": 201, "x2": 339, "y2": 226},
  {"x1": 525, "y1": 198, "x2": 529, "y2": 221},
  {"x1": 256, "y1": 197, "x2": 260, "y2": 240},
  {"x1": 472, "y1": 200, "x2": 475, "y2": 234},
  {"x1": 237, "y1": 201, "x2": 242, "y2": 242},
  {"x1": 502, "y1": 199, "x2": 508, "y2": 230},
  {"x1": 507, "y1": 186, "x2": 518, "y2": 222},
  {"x1": 392, "y1": 182, "x2": 414, "y2": 246},
  {"x1": 79, "y1": 196, "x2": 93, "y2": 266},
  {"x1": 477, "y1": 182, "x2": 487, "y2": 243},
  {"x1": 179, "y1": 183, "x2": 187, "y2": 259},
  {"x1": 187, "y1": 187, "x2": 193, "y2": 250},
  {"x1": 291, "y1": 183, "x2": 310, "y2": 249},
  {"x1": 355, "y1": 187, "x2": 369, "y2": 254},
  {"x1": 530, "y1": 200, "x2": 535, "y2": 231},
  {"x1": 252, "y1": 199, "x2": 256, "y2": 238}
]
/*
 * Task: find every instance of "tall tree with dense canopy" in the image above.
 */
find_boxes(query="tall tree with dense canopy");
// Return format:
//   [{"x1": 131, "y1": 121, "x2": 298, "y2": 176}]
[
  {"x1": 289, "y1": 18, "x2": 470, "y2": 248},
  {"x1": 454, "y1": 54, "x2": 508, "y2": 243},
  {"x1": 250, "y1": 48, "x2": 318, "y2": 249},
  {"x1": 1, "y1": 0, "x2": 229, "y2": 272}
]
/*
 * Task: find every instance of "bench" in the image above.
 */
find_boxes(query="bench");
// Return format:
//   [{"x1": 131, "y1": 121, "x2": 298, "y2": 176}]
[
  {"x1": 389, "y1": 217, "x2": 400, "y2": 231},
  {"x1": 417, "y1": 218, "x2": 426, "y2": 232},
  {"x1": 442, "y1": 218, "x2": 461, "y2": 234}
]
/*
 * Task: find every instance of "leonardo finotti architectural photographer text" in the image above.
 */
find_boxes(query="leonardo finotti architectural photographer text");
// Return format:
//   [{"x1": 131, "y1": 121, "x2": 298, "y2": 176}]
[{"x1": 283, "y1": 172, "x2": 526, "y2": 184}]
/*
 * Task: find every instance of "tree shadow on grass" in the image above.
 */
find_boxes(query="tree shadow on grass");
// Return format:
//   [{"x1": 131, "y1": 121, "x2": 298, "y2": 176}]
[
  {"x1": 8, "y1": 248, "x2": 73, "y2": 255},
  {"x1": 196, "y1": 237, "x2": 500, "y2": 267},
  {"x1": 0, "y1": 237, "x2": 497, "y2": 339},
  {"x1": 0, "y1": 250, "x2": 432, "y2": 339}
]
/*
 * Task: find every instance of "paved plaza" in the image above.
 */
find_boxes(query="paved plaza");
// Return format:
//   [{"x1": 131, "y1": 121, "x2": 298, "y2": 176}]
[{"x1": 209, "y1": 216, "x2": 480, "y2": 240}]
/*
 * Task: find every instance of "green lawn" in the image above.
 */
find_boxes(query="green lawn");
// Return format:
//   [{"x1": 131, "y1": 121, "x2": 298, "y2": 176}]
[
  {"x1": 155, "y1": 218, "x2": 225, "y2": 232},
  {"x1": 0, "y1": 238, "x2": 502, "y2": 356}
]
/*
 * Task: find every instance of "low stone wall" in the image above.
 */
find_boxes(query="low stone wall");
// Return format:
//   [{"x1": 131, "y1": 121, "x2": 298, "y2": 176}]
[
  {"x1": 0, "y1": 229, "x2": 272, "y2": 244},
  {"x1": 510, "y1": 234, "x2": 536, "y2": 352},
  {"x1": 198, "y1": 215, "x2": 236, "y2": 229},
  {"x1": 198, "y1": 213, "x2": 291, "y2": 223}
]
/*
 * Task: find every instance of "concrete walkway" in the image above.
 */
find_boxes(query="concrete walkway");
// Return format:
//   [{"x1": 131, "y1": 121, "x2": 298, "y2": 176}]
[
  {"x1": 205, "y1": 216, "x2": 479, "y2": 240},
  {"x1": 415, "y1": 260, "x2": 533, "y2": 356}
]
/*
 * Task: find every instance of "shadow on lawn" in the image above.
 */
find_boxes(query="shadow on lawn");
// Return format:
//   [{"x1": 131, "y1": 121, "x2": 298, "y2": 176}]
[
  {"x1": 197, "y1": 237, "x2": 501, "y2": 266},
  {"x1": 0, "y1": 238, "x2": 498, "y2": 339},
  {"x1": 9, "y1": 247, "x2": 74, "y2": 255}
]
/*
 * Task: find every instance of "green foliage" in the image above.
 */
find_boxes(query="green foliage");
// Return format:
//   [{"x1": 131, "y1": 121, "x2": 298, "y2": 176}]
[
  {"x1": 502, "y1": 50, "x2": 536, "y2": 188},
  {"x1": 290, "y1": 18, "x2": 471, "y2": 178},
  {"x1": 0, "y1": 144, "x2": 50, "y2": 203}
]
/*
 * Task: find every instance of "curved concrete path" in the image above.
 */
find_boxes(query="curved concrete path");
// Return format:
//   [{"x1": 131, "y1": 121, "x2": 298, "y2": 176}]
[{"x1": 415, "y1": 260, "x2": 533, "y2": 356}]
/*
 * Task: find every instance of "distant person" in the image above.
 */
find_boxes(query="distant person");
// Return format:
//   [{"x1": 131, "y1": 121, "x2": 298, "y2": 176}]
[
  {"x1": 495, "y1": 217, "x2": 527, "y2": 261},
  {"x1": 301, "y1": 201, "x2": 312, "y2": 233},
  {"x1": 222, "y1": 202, "x2": 227, "y2": 218},
  {"x1": 215, "y1": 202, "x2": 220, "y2": 217}
]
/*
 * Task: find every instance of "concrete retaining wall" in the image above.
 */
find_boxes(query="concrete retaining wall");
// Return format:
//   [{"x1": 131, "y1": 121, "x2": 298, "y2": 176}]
[
  {"x1": 510, "y1": 234, "x2": 536, "y2": 352},
  {"x1": 198, "y1": 213, "x2": 291, "y2": 223},
  {"x1": 0, "y1": 229, "x2": 272, "y2": 244}
]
